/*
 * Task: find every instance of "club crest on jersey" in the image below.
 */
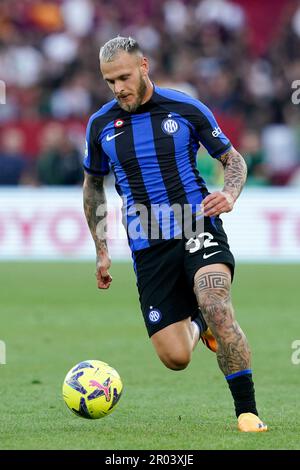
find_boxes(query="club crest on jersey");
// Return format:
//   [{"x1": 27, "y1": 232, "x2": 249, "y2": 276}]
[
  {"x1": 162, "y1": 118, "x2": 179, "y2": 135},
  {"x1": 114, "y1": 119, "x2": 124, "y2": 128}
]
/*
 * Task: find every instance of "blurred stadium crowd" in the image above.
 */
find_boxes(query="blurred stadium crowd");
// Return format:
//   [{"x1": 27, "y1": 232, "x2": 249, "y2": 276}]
[{"x1": 1, "y1": 0, "x2": 300, "y2": 187}]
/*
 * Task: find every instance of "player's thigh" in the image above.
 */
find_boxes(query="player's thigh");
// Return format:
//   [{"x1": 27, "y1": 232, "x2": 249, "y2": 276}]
[
  {"x1": 194, "y1": 262, "x2": 232, "y2": 286},
  {"x1": 184, "y1": 215, "x2": 235, "y2": 288},
  {"x1": 193, "y1": 263, "x2": 234, "y2": 332},
  {"x1": 151, "y1": 317, "x2": 193, "y2": 369},
  {"x1": 134, "y1": 239, "x2": 198, "y2": 338}
]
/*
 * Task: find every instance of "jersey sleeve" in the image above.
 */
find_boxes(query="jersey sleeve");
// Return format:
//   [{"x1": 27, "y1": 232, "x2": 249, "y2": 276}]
[
  {"x1": 192, "y1": 102, "x2": 232, "y2": 159},
  {"x1": 83, "y1": 115, "x2": 110, "y2": 175}
]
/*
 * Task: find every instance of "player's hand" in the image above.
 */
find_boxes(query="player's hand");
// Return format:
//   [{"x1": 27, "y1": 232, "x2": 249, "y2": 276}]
[
  {"x1": 96, "y1": 254, "x2": 112, "y2": 289},
  {"x1": 202, "y1": 191, "x2": 235, "y2": 217}
]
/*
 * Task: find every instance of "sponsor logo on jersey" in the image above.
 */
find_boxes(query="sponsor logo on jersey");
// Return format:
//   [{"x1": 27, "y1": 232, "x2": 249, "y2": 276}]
[
  {"x1": 212, "y1": 126, "x2": 222, "y2": 137},
  {"x1": 106, "y1": 131, "x2": 124, "y2": 142},
  {"x1": 203, "y1": 250, "x2": 222, "y2": 259}
]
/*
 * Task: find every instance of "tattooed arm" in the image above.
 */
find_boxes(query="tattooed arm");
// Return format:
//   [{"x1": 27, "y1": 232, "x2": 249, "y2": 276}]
[
  {"x1": 83, "y1": 172, "x2": 112, "y2": 289},
  {"x1": 202, "y1": 147, "x2": 247, "y2": 217}
]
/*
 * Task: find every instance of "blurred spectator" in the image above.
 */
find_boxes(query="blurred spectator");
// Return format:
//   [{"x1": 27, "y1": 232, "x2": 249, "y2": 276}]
[
  {"x1": 29, "y1": 1, "x2": 63, "y2": 32},
  {"x1": 0, "y1": 44, "x2": 44, "y2": 87},
  {"x1": 133, "y1": 22, "x2": 161, "y2": 53},
  {"x1": 289, "y1": 166, "x2": 300, "y2": 185},
  {"x1": 195, "y1": 0, "x2": 246, "y2": 32},
  {"x1": 197, "y1": 148, "x2": 224, "y2": 187},
  {"x1": 163, "y1": 0, "x2": 189, "y2": 34},
  {"x1": 292, "y1": 2, "x2": 300, "y2": 37},
  {"x1": 240, "y1": 129, "x2": 270, "y2": 186},
  {"x1": 37, "y1": 123, "x2": 83, "y2": 185},
  {"x1": 262, "y1": 124, "x2": 298, "y2": 185},
  {"x1": 0, "y1": 128, "x2": 28, "y2": 185},
  {"x1": 62, "y1": 0, "x2": 94, "y2": 37},
  {"x1": 42, "y1": 32, "x2": 79, "y2": 64},
  {"x1": 50, "y1": 75, "x2": 91, "y2": 118}
]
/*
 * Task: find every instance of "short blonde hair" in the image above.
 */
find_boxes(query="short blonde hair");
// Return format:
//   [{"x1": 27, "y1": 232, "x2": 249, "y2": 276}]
[{"x1": 99, "y1": 36, "x2": 143, "y2": 62}]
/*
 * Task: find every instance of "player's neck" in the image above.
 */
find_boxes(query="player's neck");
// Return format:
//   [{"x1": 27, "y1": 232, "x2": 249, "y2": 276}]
[{"x1": 141, "y1": 78, "x2": 154, "y2": 105}]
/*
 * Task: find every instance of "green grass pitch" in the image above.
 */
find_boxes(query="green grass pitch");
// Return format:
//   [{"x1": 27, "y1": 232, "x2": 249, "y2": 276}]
[{"x1": 0, "y1": 262, "x2": 299, "y2": 450}]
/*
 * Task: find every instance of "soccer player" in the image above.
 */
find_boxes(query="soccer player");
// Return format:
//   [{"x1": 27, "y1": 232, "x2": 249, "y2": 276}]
[{"x1": 83, "y1": 37, "x2": 267, "y2": 432}]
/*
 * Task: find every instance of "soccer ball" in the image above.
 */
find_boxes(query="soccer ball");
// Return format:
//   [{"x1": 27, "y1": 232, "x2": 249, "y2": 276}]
[{"x1": 62, "y1": 360, "x2": 123, "y2": 419}]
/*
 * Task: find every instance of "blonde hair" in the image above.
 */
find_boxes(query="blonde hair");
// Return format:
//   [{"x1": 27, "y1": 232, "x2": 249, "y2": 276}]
[{"x1": 99, "y1": 36, "x2": 143, "y2": 62}]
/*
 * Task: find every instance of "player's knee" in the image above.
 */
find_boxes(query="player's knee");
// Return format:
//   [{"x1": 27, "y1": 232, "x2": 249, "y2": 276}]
[
  {"x1": 158, "y1": 350, "x2": 191, "y2": 371},
  {"x1": 198, "y1": 288, "x2": 227, "y2": 311}
]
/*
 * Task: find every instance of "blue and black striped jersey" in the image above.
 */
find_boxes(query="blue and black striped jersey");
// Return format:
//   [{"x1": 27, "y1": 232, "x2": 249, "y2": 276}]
[{"x1": 83, "y1": 85, "x2": 232, "y2": 251}]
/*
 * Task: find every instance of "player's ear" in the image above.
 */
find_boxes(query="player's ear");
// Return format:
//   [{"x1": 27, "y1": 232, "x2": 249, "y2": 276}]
[{"x1": 140, "y1": 56, "x2": 149, "y2": 77}]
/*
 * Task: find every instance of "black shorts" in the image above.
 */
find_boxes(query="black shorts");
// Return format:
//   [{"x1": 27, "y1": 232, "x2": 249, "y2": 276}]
[{"x1": 132, "y1": 216, "x2": 235, "y2": 337}]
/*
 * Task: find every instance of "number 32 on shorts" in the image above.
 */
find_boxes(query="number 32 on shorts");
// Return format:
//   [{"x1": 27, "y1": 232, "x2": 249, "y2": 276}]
[{"x1": 185, "y1": 232, "x2": 219, "y2": 254}]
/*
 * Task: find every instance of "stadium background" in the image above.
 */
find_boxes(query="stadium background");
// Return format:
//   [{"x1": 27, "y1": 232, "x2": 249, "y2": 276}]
[{"x1": 0, "y1": 0, "x2": 300, "y2": 451}]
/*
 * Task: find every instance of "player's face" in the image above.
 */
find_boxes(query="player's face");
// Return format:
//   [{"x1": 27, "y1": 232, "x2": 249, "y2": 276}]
[{"x1": 100, "y1": 52, "x2": 150, "y2": 112}]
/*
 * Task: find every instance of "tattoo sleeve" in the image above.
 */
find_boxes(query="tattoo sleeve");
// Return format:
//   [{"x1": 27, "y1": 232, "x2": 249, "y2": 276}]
[
  {"x1": 83, "y1": 172, "x2": 108, "y2": 255},
  {"x1": 220, "y1": 147, "x2": 247, "y2": 201}
]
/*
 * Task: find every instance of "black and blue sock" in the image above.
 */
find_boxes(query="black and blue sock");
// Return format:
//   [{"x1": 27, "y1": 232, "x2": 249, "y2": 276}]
[{"x1": 226, "y1": 369, "x2": 258, "y2": 418}]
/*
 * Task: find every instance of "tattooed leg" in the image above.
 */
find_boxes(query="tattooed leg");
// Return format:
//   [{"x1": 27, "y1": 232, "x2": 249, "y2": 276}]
[
  {"x1": 194, "y1": 265, "x2": 266, "y2": 427},
  {"x1": 194, "y1": 264, "x2": 251, "y2": 376}
]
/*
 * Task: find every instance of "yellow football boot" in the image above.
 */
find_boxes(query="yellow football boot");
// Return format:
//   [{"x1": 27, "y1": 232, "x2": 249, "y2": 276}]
[{"x1": 238, "y1": 413, "x2": 268, "y2": 432}]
